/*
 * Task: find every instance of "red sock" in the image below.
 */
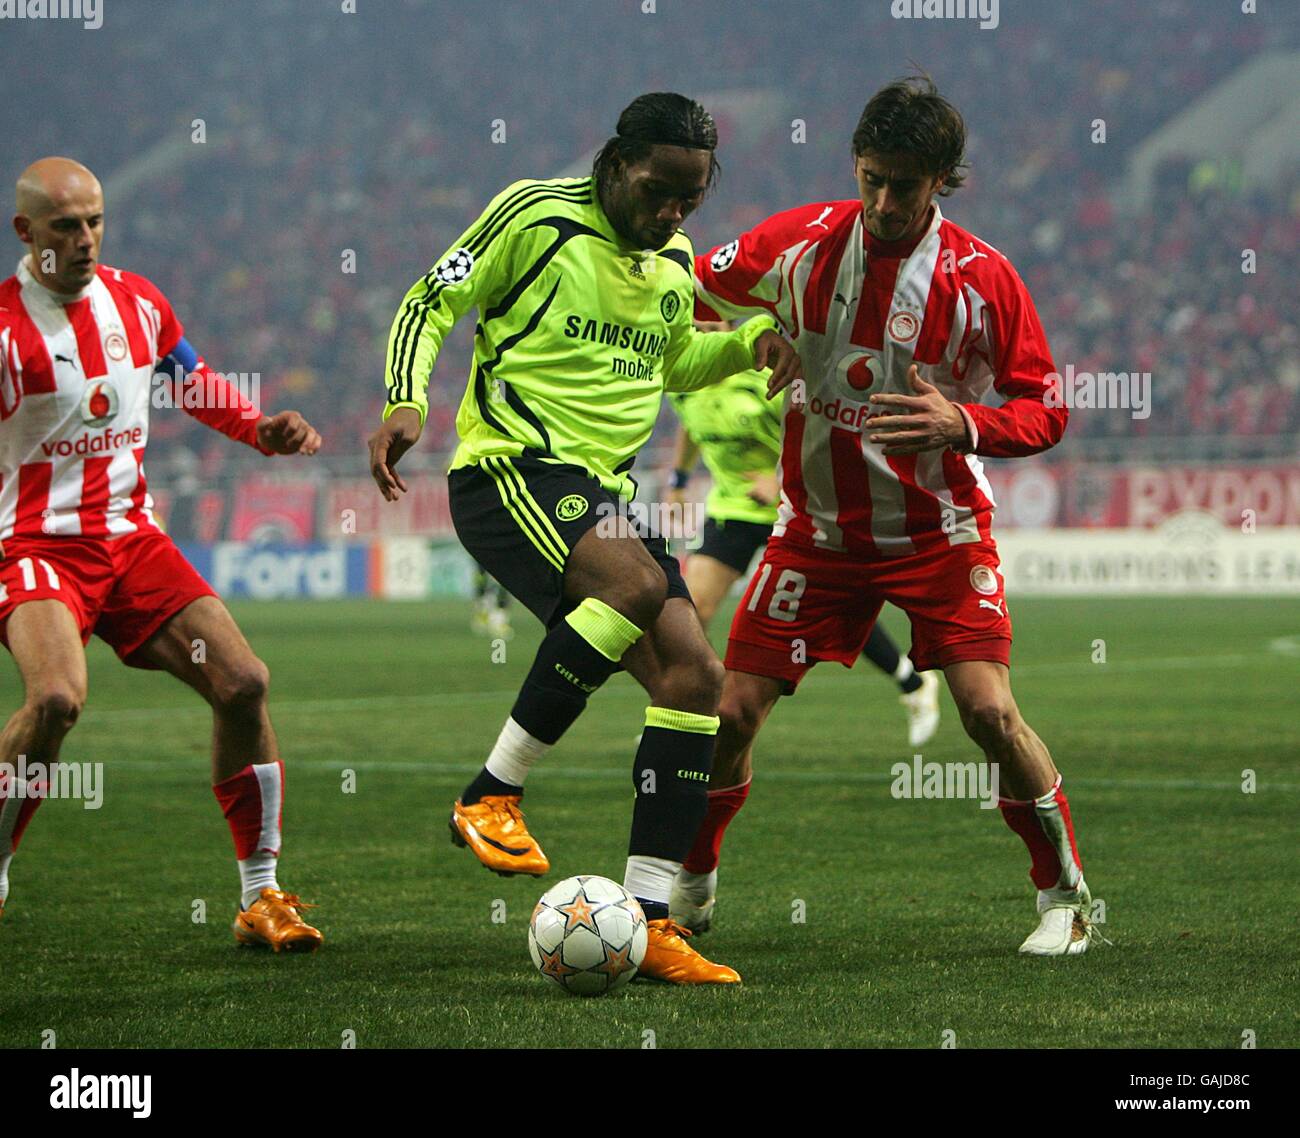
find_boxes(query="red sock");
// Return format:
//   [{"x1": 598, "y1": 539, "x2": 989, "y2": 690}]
[
  {"x1": 0, "y1": 773, "x2": 47, "y2": 846},
  {"x1": 213, "y1": 761, "x2": 283, "y2": 859},
  {"x1": 682, "y1": 780, "x2": 751, "y2": 874},
  {"x1": 998, "y1": 775, "x2": 1083, "y2": 890}
]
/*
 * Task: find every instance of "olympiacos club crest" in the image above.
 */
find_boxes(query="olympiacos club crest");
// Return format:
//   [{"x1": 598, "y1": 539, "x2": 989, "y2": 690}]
[
  {"x1": 969, "y1": 565, "x2": 999, "y2": 596},
  {"x1": 104, "y1": 331, "x2": 129, "y2": 362},
  {"x1": 888, "y1": 310, "x2": 920, "y2": 343}
]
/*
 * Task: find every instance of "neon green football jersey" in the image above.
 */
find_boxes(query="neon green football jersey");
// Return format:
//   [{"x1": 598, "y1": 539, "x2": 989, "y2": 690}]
[
  {"x1": 384, "y1": 176, "x2": 775, "y2": 498},
  {"x1": 669, "y1": 369, "x2": 783, "y2": 524}
]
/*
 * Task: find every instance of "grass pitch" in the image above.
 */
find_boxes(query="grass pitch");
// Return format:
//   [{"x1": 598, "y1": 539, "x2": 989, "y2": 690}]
[{"x1": 1, "y1": 597, "x2": 1296, "y2": 1049}]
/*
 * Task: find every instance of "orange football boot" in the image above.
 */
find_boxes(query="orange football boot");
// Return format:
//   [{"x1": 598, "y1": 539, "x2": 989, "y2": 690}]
[
  {"x1": 233, "y1": 888, "x2": 323, "y2": 954},
  {"x1": 449, "y1": 795, "x2": 549, "y2": 877},
  {"x1": 639, "y1": 918, "x2": 741, "y2": 984}
]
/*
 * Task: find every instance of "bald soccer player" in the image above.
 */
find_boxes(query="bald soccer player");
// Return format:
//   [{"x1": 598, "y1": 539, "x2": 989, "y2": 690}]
[{"x1": 0, "y1": 158, "x2": 324, "y2": 952}]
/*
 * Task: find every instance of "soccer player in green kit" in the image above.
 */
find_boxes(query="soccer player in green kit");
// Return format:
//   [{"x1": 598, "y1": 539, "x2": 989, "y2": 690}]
[{"x1": 368, "y1": 93, "x2": 799, "y2": 984}]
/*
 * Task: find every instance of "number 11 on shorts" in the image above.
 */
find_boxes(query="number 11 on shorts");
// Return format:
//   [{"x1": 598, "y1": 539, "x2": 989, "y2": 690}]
[{"x1": 6, "y1": 556, "x2": 62, "y2": 597}]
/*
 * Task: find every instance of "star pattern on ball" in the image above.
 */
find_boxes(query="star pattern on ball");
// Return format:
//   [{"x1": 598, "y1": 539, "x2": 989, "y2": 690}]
[
  {"x1": 536, "y1": 943, "x2": 577, "y2": 980},
  {"x1": 555, "y1": 888, "x2": 600, "y2": 934},
  {"x1": 594, "y1": 940, "x2": 635, "y2": 980}
]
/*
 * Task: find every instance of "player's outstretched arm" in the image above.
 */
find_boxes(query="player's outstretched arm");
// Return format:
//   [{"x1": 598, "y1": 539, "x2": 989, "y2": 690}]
[
  {"x1": 754, "y1": 329, "x2": 801, "y2": 398},
  {"x1": 255, "y1": 410, "x2": 322, "y2": 455},
  {"x1": 663, "y1": 316, "x2": 793, "y2": 394},
  {"x1": 367, "y1": 406, "x2": 423, "y2": 501}
]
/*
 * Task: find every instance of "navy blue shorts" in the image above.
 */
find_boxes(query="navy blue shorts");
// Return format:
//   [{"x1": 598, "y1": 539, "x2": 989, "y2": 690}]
[{"x1": 449, "y1": 456, "x2": 690, "y2": 629}]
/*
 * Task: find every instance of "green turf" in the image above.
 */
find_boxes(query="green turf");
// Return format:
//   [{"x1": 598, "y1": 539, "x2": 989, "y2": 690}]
[{"x1": 1, "y1": 597, "x2": 1296, "y2": 1048}]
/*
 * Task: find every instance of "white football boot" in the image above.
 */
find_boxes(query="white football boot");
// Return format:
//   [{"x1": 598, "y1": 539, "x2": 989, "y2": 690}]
[
  {"x1": 900, "y1": 670, "x2": 941, "y2": 748},
  {"x1": 669, "y1": 868, "x2": 717, "y2": 934},
  {"x1": 1019, "y1": 878, "x2": 1106, "y2": 956}
]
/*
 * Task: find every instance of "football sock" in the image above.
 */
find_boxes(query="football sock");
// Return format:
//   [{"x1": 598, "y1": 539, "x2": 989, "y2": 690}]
[
  {"x1": 464, "y1": 758, "x2": 526, "y2": 803},
  {"x1": 625, "y1": 707, "x2": 718, "y2": 902},
  {"x1": 0, "y1": 775, "x2": 47, "y2": 904},
  {"x1": 861, "y1": 624, "x2": 922, "y2": 693},
  {"x1": 682, "y1": 779, "x2": 752, "y2": 874},
  {"x1": 213, "y1": 761, "x2": 284, "y2": 909},
  {"x1": 466, "y1": 717, "x2": 551, "y2": 799},
  {"x1": 998, "y1": 775, "x2": 1083, "y2": 891},
  {"x1": 237, "y1": 851, "x2": 280, "y2": 910},
  {"x1": 623, "y1": 856, "x2": 677, "y2": 921},
  {"x1": 461, "y1": 598, "x2": 642, "y2": 805}
]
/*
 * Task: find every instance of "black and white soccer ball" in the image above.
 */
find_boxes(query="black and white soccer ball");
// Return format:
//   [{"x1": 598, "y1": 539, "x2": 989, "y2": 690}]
[
  {"x1": 528, "y1": 875, "x2": 647, "y2": 997},
  {"x1": 435, "y1": 247, "x2": 475, "y2": 285}
]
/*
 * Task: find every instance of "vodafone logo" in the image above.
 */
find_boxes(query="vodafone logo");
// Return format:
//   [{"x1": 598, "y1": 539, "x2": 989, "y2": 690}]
[
  {"x1": 105, "y1": 331, "x2": 128, "y2": 362},
  {"x1": 835, "y1": 350, "x2": 884, "y2": 396},
  {"x1": 796, "y1": 393, "x2": 875, "y2": 433},
  {"x1": 80, "y1": 380, "x2": 119, "y2": 427},
  {"x1": 888, "y1": 310, "x2": 920, "y2": 342},
  {"x1": 40, "y1": 424, "x2": 143, "y2": 458}
]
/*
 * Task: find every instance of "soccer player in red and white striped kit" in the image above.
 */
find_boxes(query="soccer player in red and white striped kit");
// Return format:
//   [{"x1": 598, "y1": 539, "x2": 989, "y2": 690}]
[
  {"x1": 0, "y1": 157, "x2": 323, "y2": 952},
  {"x1": 673, "y1": 79, "x2": 1101, "y2": 955}
]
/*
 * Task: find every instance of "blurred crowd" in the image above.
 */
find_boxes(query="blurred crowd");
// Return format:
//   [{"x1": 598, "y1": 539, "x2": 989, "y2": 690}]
[{"x1": 5, "y1": 0, "x2": 1296, "y2": 475}]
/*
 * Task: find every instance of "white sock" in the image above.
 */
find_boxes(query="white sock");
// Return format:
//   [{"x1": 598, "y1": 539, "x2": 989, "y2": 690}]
[
  {"x1": 239, "y1": 851, "x2": 280, "y2": 910},
  {"x1": 623, "y1": 855, "x2": 679, "y2": 906},
  {"x1": 893, "y1": 656, "x2": 915, "y2": 684},
  {"x1": 485, "y1": 717, "x2": 551, "y2": 788},
  {"x1": 0, "y1": 777, "x2": 26, "y2": 904}
]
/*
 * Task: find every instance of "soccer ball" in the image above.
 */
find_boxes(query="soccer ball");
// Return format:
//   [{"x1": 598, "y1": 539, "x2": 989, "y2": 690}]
[{"x1": 528, "y1": 875, "x2": 647, "y2": 996}]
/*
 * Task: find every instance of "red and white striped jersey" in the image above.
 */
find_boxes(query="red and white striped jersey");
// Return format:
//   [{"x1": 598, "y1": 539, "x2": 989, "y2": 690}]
[
  {"x1": 0, "y1": 258, "x2": 260, "y2": 542},
  {"x1": 694, "y1": 200, "x2": 1067, "y2": 558}
]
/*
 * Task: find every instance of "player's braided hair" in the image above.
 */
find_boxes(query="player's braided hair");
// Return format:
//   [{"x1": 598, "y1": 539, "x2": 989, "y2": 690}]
[
  {"x1": 852, "y1": 76, "x2": 968, "y2": 195},
  {"x1": 593, "y1": 92, "x2": 721, "y2": 195}
]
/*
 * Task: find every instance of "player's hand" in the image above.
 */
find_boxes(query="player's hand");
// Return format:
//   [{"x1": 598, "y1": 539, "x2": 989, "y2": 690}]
[
  {"x1": 256, "y1": 411, "x2": 322, "y2": 456},
  {"x1": 368, "y1": 406, "x2": 423, "y2": 501},
  {"x1": 867, "y1": 365, "x2": 969, "y2": 456},
  {"x1": 743, "y1": 470, "x2": 780, "y2": 506},
  {"x1": 754, "y1": 330, "x2": 802, "y2": 398}
]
